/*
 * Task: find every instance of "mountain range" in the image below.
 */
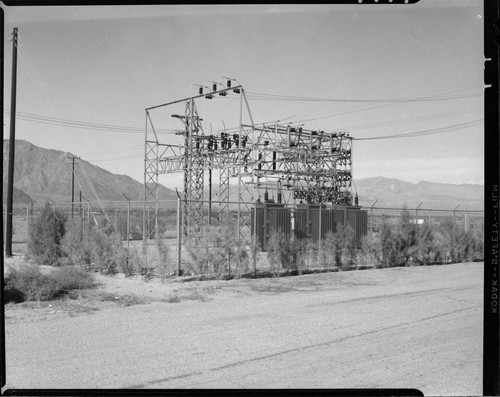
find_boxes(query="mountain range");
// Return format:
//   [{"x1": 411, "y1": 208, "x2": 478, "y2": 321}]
[
  {"x1": 3, "y1": 140, "x2": 177, "y2": 204},
  {"x1": 3, "y1": 140, "x2": 483, "y2": 210}
]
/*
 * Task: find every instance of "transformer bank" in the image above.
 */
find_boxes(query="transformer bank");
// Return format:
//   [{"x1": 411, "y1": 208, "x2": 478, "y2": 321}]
[{"x1": 251, "y1": 202, "x2": 368, "y2": 251}]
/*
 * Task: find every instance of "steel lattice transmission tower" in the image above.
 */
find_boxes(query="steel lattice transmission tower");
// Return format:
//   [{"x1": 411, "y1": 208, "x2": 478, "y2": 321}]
[{"x1": 143, "y1": 80, "x2": 254, "y2": 245}]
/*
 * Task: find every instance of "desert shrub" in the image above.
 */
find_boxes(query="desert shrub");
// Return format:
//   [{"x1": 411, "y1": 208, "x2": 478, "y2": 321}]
[
  {"x1": 318, "y1": 231, "x2": 341, "y2": 270},
  {"x1": 337, "y1": 225, "x2": 357, "y2": 270},
  {"x1": 428, "y1": 229, "x2": 449, "y2": 264},
  {"x1": 228, "y1": 246, "x2": 250, "y2": 279},
  {"x1": 155, "y1": 237, "x2": 170, "y2": 280},
  {"x1": 88, "y1": 226, "x2": 123, "y2": 275},
  {"x1": 28, "y1": 203, "x2": 67, "y2": 266},
  {"x1": 63, "y1": 219, "x2": 138, "y2": 275},
  {"x1": 266, "y1": 230, "x2": 306, "y2": 275},
  {"x1": 248, "y1": 239, "x2": 262, "y2": 276},
  {"x1": 434, "y1": 217, "x2": 483, "y2": 264},
  {"x1": 301, "y1": 239, "x2": 317, "y2": 270},
  {"x1": 118, "y1": 247, "x2": 140, "y2": 277},
  {"x1": 397, "y1": 207, "x2": 418, "y2": 266},
  {"x1": 413, "y1": 224, "x2": 434, "y2": 265},
  {"x1": 186, "y1": 222, "x2": 246, "y2": 278},
  {"x1": 128, "y1": 249, "x2": 156, "y2": 281},
  {"x1": 356, "y1": 233, "x2": 382, "y2": 269},
  {"x1": 4, "y1": 264, "x2": 94, "y2": 303},
  {"x1": 413, "y1": 224, "x2": 449, "y2": 265},
  {"x1": 5, "y1": 265, "x2": 58, "y2": 302},
  {"x1": 266, "y1": 230, "x2": 285, "y2": 276},
  {"x1": 186, "y1": 241, "x2": 212, "y2": 276},
  {"x1": 138, "y1": 237, "x2": 171, "y2": 281},
  {"x1": 456, "y1": 229, "x2": 484, "y2": 263},
  {"x1": 379, "y1": 217, "x2": 401, "y2": 267},
  {"x1": 50, "y1": 265, "x2": 95, "y2": 291},
  {"x1": 438, "y1": 217, "x2": 460, "y2": 263}
]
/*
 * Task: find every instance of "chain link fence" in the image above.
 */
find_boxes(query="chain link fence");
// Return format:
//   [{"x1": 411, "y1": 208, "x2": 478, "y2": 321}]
[{"x1": 4, "y1": 200, "x2": 484, "y2": 277}]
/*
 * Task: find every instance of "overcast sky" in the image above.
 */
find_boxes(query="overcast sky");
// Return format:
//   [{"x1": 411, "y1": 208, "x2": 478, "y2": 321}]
[{"x1": 2, "y1": 1, "x2": 484, "y2": 189}]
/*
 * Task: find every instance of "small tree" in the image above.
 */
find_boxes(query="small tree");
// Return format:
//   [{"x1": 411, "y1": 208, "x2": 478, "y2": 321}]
[
  {"x1": 397, "y1": 207, "x2": 418, "y2": 266},
  {"x1": 379, "y1": 217, "x2": 399, "y2": 267},
  {"x1": 88, "y1": 226, "x2": 122, "y2": 275},
  {"x1": 456, "y1": 229, "x2": 484, "y2": 263},
  {"x1": 318, "y1": 231, "x2": 341, "y2": 270},
  {"x1": 28, "y1": 203, "x2": 67, "y2": 266},
  {"x1": 413, "y1": 223, "x2": 434, "y2": 265},
  {"x1": 357, "y1": 233, "x2": 382, "y2": 269},
  {"x1": 186, "y1": 240, "x2": 212, "y2": 276},
  {"x1": 155, "y1": 235, "x2": 170, "y2": 281},
  {"x1": 61, "y1": 218, "x2": 93, "y2": 269},
  {"x1": 439, "y1": 217, "x2": 458, "y2": 263}
]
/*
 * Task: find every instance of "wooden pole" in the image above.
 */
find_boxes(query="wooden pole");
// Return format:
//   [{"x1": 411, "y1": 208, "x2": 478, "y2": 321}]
[{"x1": 5, "y1": 27, "x2": 18, "y2": 257}]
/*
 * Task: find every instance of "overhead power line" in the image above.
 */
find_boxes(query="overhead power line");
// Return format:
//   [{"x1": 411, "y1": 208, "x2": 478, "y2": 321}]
[
  {"x1": 3, "y1": 109, "x2": 175, "y2": 134},
  {"x1": 342, "y1": 107, "x2": 483, "y2": 132},
  {"x1": 352, "y1": 119, "x2": 483, "y2": 141},
  {"x1": 242, "y1": 90, "x2": 482, "y2": 104}
]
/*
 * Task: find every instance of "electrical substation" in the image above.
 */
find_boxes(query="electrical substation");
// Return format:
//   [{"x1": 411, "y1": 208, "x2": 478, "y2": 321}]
[{"x1": 144, "y1": 79, "x2": 367, "y2": 251}]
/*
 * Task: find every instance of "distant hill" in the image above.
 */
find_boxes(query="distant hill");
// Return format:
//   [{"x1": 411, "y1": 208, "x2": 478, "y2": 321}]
[
  {"x1": 354, "y1": 176, "x2": 483, "y2": 210},
  {"x1": 202, "y1": 176, "x2": 483, "y2": 210},
  {"x1": 1, "y1": 182, "x2": 35, "y2": 205},
  {"x1": 3, "y1": 140, "x2": 177, "y2": 204}
]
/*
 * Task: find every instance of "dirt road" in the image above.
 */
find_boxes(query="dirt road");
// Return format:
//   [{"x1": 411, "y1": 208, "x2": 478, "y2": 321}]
[{"x1": 5, "y1": 262, "x2": 482, "y2": 395}]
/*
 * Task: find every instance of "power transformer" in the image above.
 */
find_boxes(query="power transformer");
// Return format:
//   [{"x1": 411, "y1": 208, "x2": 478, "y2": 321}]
[
  {"x1": 346, "y1": 205, "x2": 369, "y2": 246},
  {"x1": 294, "y1": 204, "x2": 344, "y2": 241},
  {"x1": 251, "y1": 200, "x2": 292, "y2": 251}
]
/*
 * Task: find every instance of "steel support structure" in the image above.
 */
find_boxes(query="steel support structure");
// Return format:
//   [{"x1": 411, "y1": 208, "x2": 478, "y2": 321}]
[
  {"x1": 248, "y1": 123, "x2": 353, "y2": 206},
  {"x1": 144, "y1": 82, "x2": 254, "y2": 246},
  {"x1": 144, "y1": 81, "x2": 352, "y2": 249}
]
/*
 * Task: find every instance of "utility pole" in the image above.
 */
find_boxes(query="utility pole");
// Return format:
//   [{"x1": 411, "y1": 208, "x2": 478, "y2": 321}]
[
  {"x1": 5, "y1": 27, "x2": 18, "y2": 258},
  {"x1": 67, "y1": 156, "x2": 79, "y2": 218}
]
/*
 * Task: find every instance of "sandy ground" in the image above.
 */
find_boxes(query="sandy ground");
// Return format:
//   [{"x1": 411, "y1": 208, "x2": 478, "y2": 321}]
[{"x1": 3, "y1": 258, "x2": 483, "y2": 395}]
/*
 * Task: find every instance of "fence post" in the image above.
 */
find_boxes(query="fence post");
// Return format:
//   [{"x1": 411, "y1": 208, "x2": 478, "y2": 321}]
[
  {"x1": 453, "y1": 204, "x2": 460, "y2": 262},
  {"x1": 416, "y1": 202, "x2": 422, "y2": 224},
  {"x1": 253, "y1": 204, "x2": 258, "y2": 276},
  {"x1": 318, "y1": 204, "x2": 322, "y2": 252},
  {"x1": 176, "y1": 194, "x2": 182, "y2": 276},
  {"x1": 370, "y1": 201, "x2": 377, "y2": 233}
]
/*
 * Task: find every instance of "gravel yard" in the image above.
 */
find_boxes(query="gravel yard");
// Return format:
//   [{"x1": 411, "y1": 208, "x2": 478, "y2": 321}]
[{"x1": 4, "y1": 260, "x2": 483, "y2": 394}]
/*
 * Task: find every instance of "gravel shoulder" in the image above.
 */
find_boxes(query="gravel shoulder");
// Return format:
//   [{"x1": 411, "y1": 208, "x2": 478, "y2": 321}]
[{"x1": 4, "y1": 258, "x2": 483, "y2": 395}]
